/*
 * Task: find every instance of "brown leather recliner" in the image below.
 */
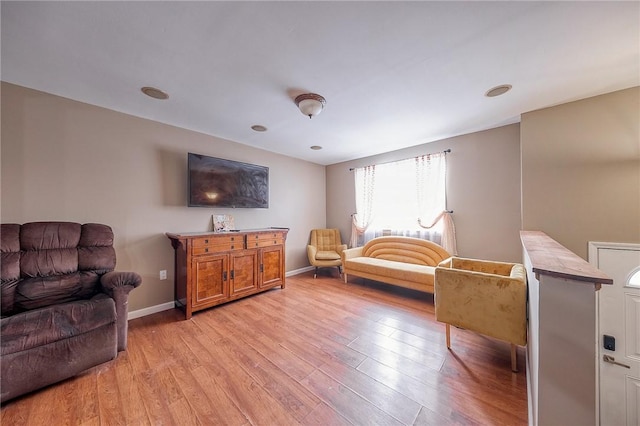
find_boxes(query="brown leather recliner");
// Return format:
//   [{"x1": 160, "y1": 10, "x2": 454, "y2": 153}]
[{"x1": 0, "y1": 222, "x2": 142, "y2": 403}]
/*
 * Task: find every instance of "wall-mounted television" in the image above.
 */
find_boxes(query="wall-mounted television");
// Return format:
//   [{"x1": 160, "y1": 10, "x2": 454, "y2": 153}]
[{"x1": 188, "y1": 153, "x2": 269, "y2": 208}]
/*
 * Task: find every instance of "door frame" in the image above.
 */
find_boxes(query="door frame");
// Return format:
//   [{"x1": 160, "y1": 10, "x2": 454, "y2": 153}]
[{"x1": 588, "y1": 240, "x2": 640, "y2": 426}]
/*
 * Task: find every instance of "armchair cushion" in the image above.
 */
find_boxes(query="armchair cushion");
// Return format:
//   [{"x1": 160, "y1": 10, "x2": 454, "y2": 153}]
[{"x1": 315, "y1": 250, "x2": 341, "y2": 261}]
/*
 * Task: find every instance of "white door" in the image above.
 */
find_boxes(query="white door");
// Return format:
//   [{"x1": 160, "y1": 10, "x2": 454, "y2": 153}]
[{"x1": 590, "y1": 242, "x2": 640, "y2": 426}]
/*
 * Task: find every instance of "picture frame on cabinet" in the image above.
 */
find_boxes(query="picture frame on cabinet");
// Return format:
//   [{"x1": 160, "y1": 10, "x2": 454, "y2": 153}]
[{"x1": 212, "y1": 214, "x2": 234, "y2": 232}]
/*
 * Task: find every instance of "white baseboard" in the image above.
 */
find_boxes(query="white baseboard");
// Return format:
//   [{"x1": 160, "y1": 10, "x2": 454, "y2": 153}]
[
  {"x1": 128, "y1": 268, "x2": 313, "y2": 320},
  {"x1": 128, "y1": 302, "x2": 174, "y2": 320},
  {"x1": 287, "y1": 266, "x2": 314, "y2": 276}
]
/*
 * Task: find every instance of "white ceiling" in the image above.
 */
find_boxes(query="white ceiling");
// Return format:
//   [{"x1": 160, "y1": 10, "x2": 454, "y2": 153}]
[{"x1": 2, "y1": 1, "x2": 638, "y2": 165}]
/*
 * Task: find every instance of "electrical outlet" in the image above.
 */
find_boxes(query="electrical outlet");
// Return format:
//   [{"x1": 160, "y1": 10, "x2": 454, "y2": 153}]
[{"x1": 159, "y1": 270, "x2": 167, "y2": 280}]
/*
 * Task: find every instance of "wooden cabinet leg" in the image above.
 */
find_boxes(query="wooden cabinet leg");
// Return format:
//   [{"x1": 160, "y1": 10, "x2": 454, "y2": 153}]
[
  {"x1": 511, "y1": 344, "x2": 518, "y2": 372},
  {"x1": 446, "y1": 323, "x2": 451, "y2": 349}
]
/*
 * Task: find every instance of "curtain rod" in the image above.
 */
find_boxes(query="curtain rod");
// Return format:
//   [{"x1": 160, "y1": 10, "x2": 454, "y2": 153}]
[
  {"x1": 351, "y1": 210, "x2": 453, "y2": 216},
  {"x1": 349, "y1": 149, "x2": 450, "y2": 171}
]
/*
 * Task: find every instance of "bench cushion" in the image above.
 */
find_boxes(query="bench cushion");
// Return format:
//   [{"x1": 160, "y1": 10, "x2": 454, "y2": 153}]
[
  {"x1": 344, "y1": 257, "x2": 436, "y2": 286},
  {"x1": 342, "y1": 236, "x2": 450, "y2": 293}
]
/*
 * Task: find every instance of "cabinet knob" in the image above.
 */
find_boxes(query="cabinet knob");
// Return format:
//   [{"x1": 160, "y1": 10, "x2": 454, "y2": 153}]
[
  {"x1": 231, "y1": 237, "x2": 235, "y2": 241},
  {"x1": 231, "y1": 245, "x2": 234, "y2": 250},
  {"x1": 205, "y1": 239, "x2": 209, "y2": 244},
  {"x1": 205, "y1": 248, "x2": 209, "y2": 253}
]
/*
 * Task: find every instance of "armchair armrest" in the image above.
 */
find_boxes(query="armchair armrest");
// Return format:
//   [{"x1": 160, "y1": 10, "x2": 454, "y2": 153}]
[
  {"x1": 336, "y1": 244, "x2": 348, "y2": 255},
  {"x1": 100, "y1": 271, "x2": 142, "y2": 351},
  {"x1": 307, "y1": 245, "x2": 318, "y2": 260},
  {"x1": 438, "y1": 257, "x2": 453, "y2": 268}
]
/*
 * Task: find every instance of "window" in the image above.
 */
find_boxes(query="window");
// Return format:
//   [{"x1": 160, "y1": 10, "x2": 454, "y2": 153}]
[{"x1": 351, "y1": 152, "x2": 456, "y2": 253}]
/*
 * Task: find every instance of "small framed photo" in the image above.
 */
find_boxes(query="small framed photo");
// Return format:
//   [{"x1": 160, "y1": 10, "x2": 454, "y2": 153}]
[{"x1": 212, "y1": 214, "x2": 234, "y2": 232}]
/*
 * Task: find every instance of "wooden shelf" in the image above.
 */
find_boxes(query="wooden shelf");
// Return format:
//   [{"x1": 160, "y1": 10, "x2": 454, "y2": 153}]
[{"x1": 520, "y1": 230, "x2": 612, "y2": 286}]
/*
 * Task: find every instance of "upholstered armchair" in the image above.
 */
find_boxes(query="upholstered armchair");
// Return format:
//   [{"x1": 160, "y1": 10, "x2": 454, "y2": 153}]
[
  {"x1": 434, "y1": 257, "x2": 527, "y2": 372},
  {"x1": 307, "y1": 228, "x2": 347, "y2": 278},
  {"x1": 1, "y1": 222, "x2": 142, "y2": 403}
]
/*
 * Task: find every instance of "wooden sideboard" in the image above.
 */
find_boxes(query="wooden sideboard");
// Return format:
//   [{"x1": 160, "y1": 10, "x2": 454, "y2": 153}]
[{"x1": 166, "y1": 228, "x2": 288, "y2": 319}]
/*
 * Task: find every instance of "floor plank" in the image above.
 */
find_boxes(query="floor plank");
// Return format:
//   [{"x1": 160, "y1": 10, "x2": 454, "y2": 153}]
[{"x1": 1, "y1": 272, "x2": 527, "y2": 425}]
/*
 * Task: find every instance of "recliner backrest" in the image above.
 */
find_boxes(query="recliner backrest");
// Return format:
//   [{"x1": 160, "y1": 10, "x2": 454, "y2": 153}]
[{"x1": 0, "y1": 222, "x2": 116, "y2": 316}]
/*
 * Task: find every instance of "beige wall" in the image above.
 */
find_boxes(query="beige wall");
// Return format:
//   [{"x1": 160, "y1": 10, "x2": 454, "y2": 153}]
[
  {"x1": 1, "y1": 82, "x2": 327, "y2": 312},
  {"x1": 521, "y1": 87, "x2": 640, "y2": 259},
  {"x1": 5, "y1": 81, "x2": 637, "y2": 313},
  {"x1": 326, "y1": 124, "x2": 523, "y2": 263}
]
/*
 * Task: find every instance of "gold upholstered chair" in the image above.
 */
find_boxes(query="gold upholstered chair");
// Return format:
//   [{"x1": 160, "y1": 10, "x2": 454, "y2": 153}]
[
  {"x1": 307, "y1": 229, "x2": 347, "y2": 278},
  {"x1": 434, "y1": 257, "x2": 527, "y2": 372}
]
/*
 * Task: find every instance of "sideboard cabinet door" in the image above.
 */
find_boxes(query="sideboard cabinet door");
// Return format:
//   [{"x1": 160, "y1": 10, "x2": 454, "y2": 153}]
[
  {"x1": 230, "y1": 250, "x2": 259, "y2": 297},
  {"x1": 260, "y1": 245, "x2": 285, "y2": 289},
  {"x1": 191, "y1": 254, "x2": 229, "y2": 307}
]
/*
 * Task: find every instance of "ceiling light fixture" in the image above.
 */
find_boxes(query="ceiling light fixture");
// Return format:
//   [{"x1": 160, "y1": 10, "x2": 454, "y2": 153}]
[
  {"x1": 141, "y1": 86, "x2": 169, "y2": 100},
  {"x1": 294, "y1": 93, "x2": 326, "y2": 118},
  {"x1": 251, "y1": 125, "x2": 268, "y2": 132},
  {"x1": 485, "y1": 84, "x2": 512, "y2": 98}
]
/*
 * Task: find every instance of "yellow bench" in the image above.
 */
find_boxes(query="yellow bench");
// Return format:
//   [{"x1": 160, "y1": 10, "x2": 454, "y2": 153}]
[{"x1": 342, "y1": 236, "x2": 450, "y2": 293}]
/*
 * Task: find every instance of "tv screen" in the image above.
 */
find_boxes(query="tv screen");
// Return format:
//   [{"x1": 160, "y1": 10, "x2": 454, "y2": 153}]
[{"x1": 188, "y1": 153, "x2": 269, "y2": 208}]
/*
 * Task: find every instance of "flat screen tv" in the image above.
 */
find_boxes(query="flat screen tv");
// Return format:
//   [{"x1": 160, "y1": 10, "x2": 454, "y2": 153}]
[{"x1": 188, "y1": 153, "x2": 269, "y2": 208}]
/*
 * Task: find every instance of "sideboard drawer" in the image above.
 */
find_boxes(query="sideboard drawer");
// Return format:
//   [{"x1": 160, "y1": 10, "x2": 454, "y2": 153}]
[
  {"x1": 248, "y1": 238, "x2": 284, "y2": 248},
  {"x1": 246, "y1": 232, "x2": 285, "y2": 241},
  {"x1": 192, "y1": 235, "x2": 242, "y2": 255}
]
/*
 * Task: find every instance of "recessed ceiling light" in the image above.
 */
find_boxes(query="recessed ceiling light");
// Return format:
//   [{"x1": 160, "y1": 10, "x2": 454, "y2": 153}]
[
  {"x1": 485, "y1": 84, "x2": 512, "y2": 97},
  {"x1": 251, "y1": 125, "x2": 268, "y2": 132},
  {"x1": 310, "y1": 145, "x2": 322, "y2": 150},
  {"x1": 141, "y1": 86, "x2": 169, "y2": 100}
]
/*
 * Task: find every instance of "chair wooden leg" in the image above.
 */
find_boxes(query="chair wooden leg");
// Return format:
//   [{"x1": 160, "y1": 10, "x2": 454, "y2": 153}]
[
  {"x1": 313, "y1": 267, "x2": 318, "y2": 279},
  {"x1": 511, "y1": 344, "x2": 518, "y2": 372},
  {"x1": 343, "y1": 273, "x2": 348, "y2": 284},
  {"x1": 445, "y1": 324, "x2": 451, "y2": 349}
]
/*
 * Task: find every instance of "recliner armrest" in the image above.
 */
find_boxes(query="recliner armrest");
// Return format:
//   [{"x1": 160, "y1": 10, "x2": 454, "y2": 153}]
[
  {"x1": 101, "y1": 271, "x2": 142, "y2": 293},
  {"x1": 100, "y1": 271, "x2": 142, "y2": 351}
]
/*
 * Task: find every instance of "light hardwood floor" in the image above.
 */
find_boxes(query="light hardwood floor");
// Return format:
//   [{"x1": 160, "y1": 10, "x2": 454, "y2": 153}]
[{"x1": 1, "y1": 271, "x2": 528, "y2": 425}]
